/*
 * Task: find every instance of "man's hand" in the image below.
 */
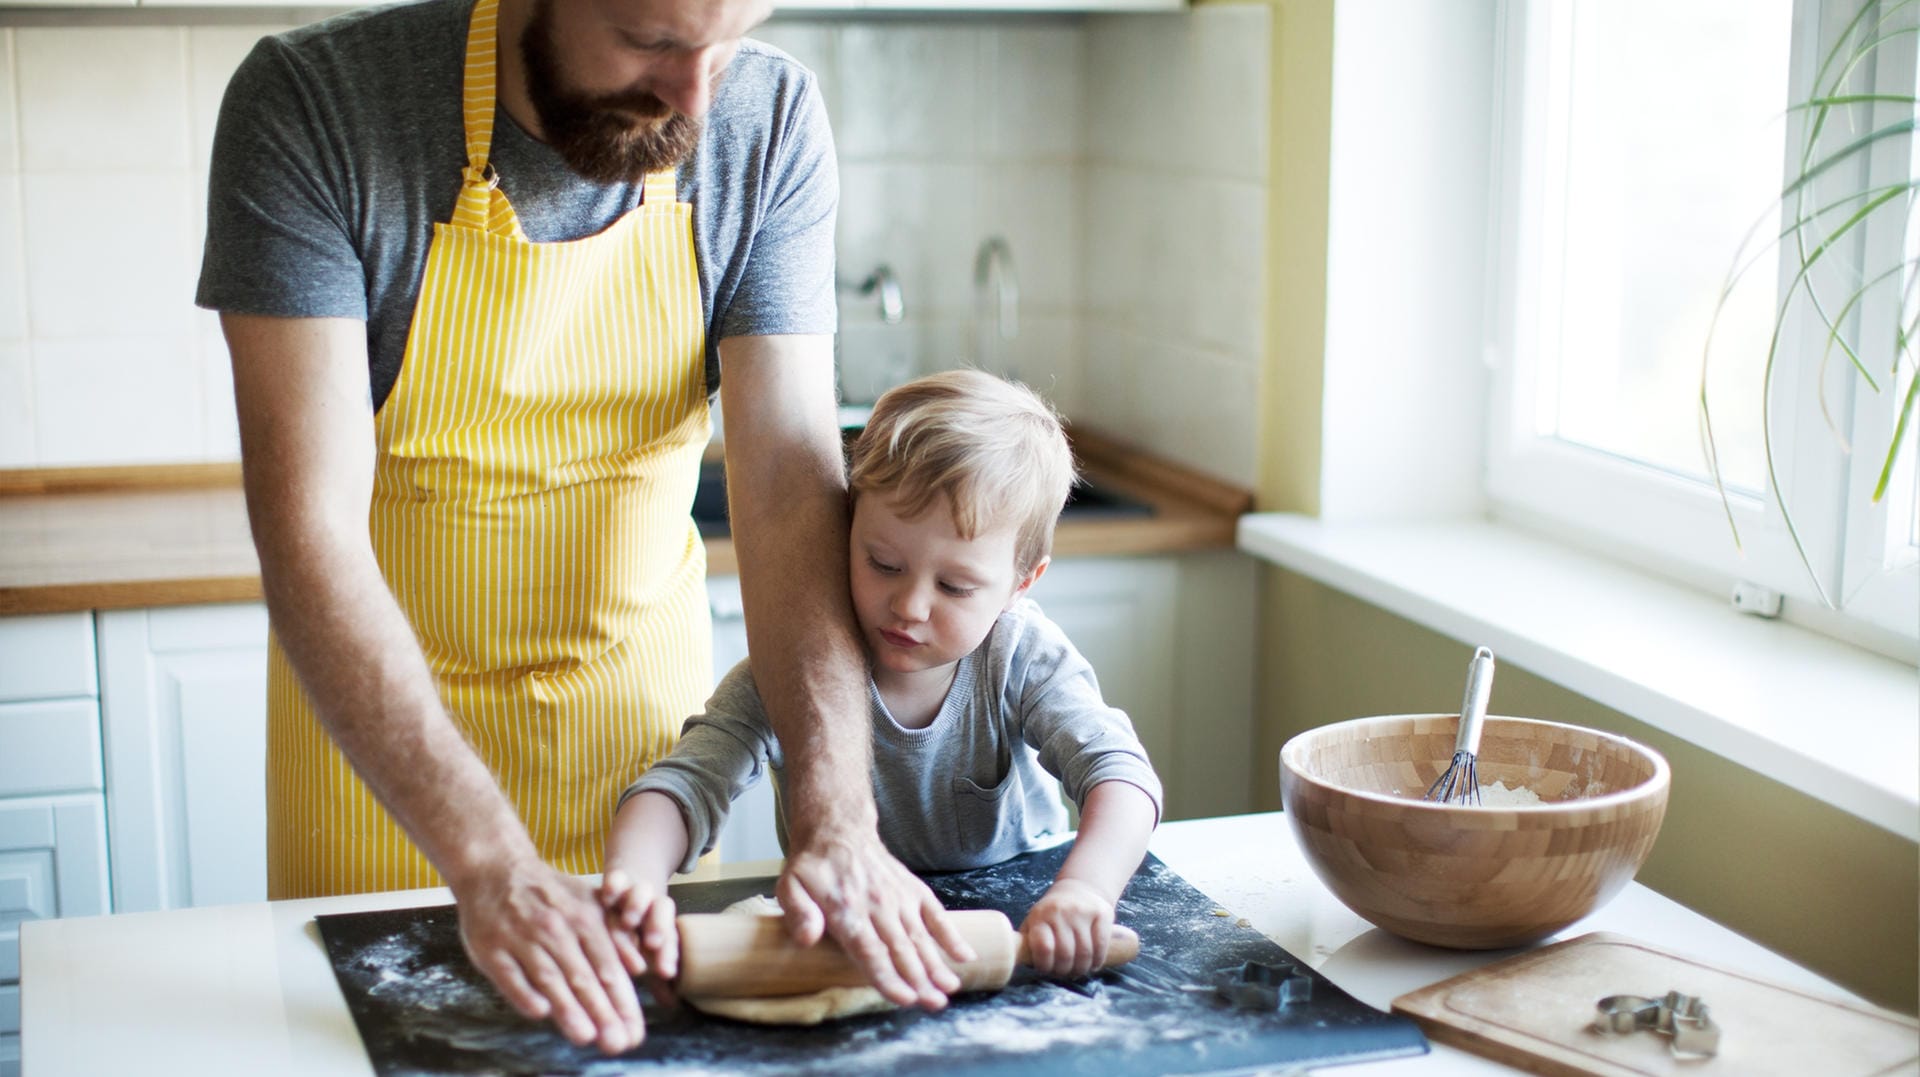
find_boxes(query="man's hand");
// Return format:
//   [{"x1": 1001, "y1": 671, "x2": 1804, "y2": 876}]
[
  {"x1": 452, "y1": 855, "x2": 644, "y2": 1055},
  {"x1": 776, "y1": 827, "x2": 976, "y2": 1009},
  {"x1": 1019, "y1": 877, "x2": 1115, "y2": 979}
]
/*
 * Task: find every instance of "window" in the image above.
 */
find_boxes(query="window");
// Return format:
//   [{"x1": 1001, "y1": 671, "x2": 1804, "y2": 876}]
[{"x1": 1486, "y1": 0, "x2": 1919, "y2": 648}]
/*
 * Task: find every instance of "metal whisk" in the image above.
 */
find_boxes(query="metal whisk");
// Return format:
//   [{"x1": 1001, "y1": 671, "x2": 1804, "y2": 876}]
[{"x1": 1425, "y1": 646, "x2": 1497, "y2": 804}]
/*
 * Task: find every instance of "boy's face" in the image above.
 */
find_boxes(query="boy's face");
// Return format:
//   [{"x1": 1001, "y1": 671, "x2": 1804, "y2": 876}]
[{"x1": 849, "y1": 494, "x2": 1046, "y2": 684}]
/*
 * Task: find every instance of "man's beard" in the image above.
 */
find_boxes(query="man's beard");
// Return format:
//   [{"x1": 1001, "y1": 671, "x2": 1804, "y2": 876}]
[{"x1": 519, "y1": 0, "x2": 706, "y2": 185}]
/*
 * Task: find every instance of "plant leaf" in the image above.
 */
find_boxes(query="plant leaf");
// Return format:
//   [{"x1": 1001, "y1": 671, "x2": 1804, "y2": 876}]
[
  {"x1": 1781, "y1": 119, "x2": 1917, "y2": 202},
  {"x1": 1873, "y1": 372, "x2": 1917, "y2": 503}
]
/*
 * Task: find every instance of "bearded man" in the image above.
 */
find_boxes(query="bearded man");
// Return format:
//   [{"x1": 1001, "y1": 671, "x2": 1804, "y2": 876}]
[{"x1": 197, "y1": 0, "x2": 971, "y2": 1053}]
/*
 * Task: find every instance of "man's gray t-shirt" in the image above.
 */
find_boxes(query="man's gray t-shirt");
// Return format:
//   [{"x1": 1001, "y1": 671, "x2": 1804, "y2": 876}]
[
  {"x1": 195, "y1": 0, "x2": 836, "y2": 410},
  {"x1": 625, "y1": 598, "x2": 1165, "y2": 874}
]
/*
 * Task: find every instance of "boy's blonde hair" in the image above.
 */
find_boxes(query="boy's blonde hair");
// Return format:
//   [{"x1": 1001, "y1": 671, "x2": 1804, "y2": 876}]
[{"x1": 848, "y1": 369, "x2": 1077, "y2": 574}]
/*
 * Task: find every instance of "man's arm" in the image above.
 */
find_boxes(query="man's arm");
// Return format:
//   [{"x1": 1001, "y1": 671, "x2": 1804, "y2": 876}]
[
  {"x1": 223, "y1": 313, "x2": 644, "y2": 1055},
  {"x1": 716, "y1": 333, "x2": 974, "y2": 1008}
]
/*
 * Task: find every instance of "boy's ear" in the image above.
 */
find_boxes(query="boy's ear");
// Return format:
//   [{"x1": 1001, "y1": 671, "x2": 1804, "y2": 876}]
[{"x1": 1009, "y1": 556, "x2": 1050, "y2": 605}]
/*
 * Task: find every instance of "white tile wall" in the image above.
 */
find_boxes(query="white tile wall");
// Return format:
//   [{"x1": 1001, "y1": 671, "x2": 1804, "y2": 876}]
[
  {"x1": 1078, "y1": 4, "x2": 1271, "y2": 489},
  {"x1": 835, "y1": 24, "x2": 981, "y2": 161},
  {"x1": 0, "y1": 7, "x2": 1269, "y2": 489},
  {"x1": 16, "y1": 28, "x2": 191, "y2": 172},
  {"x1": 0, "y1": 32, "x2": 19, "y2": 175},
  {"x1": 0, "y1": 173, "x2": 24, "y2": 344},
  {"x1": 0, "y1": 342, "x2": 32, "y2": 468},
  {"x1": 33, "y1": 335, "x2": 200, "y2": 464}
]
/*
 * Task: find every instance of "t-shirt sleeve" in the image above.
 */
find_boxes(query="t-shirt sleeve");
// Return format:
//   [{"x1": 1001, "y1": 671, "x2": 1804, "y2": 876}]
[
  {"x1": 620, "y1": 661, "x2": 780, "y2": 875},
  {"x1": 194, "y1": 37, "x2": 370, "y2": 320},
  {"x1": 1005, "y1": 606, "x2": 1166, "y2": 825},
  {"x1": 714, "y1": 67, "x2": 837, "y2": 341}
]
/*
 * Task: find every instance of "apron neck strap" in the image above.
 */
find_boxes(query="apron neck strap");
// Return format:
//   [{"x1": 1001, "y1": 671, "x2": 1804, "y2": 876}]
[{"x1": 461, "y1": 0, "x2": 504, "y2": 189}]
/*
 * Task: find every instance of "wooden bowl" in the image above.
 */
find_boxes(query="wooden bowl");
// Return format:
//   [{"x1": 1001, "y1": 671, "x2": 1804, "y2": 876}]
[{"x1": 1279, "y1": 714, "x2": 1670, "y2": 949}]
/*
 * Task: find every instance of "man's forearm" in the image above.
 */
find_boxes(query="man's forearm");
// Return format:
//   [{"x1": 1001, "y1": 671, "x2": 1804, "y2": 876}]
[
  {"x1": 716, "y1": 333, "x2": 877, "y2": 847},
  {"x1": 724, "y1": 450, "x2": 874, "y2": 843},
  {"x1": 253, "y1": 514, "x2": 536, "y2": 885}
]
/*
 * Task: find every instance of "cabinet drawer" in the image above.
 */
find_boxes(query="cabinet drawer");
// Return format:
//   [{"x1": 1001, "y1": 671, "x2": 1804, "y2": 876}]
[
  {"x1": 0, "y1": 1032, "x2": 15, "y2": 1077},
  {"x1": 0, "y1": 798, "x2": 108, "y2": 923},
  {"x1": 0, "y1": 984, "x2": 14, "y2": 1035},
  {"x1": 0, "y1": 701, "x2": 101, "y2": 797},
  {"x1": 147, "y1": 603, "x2": 267, "y2": 654},
  {"x1": 0, "y1": 615, "x2": 95, "y2": 703},
  {"x1": 0, "y1": 842, "x2": 57, "y2": 982}
]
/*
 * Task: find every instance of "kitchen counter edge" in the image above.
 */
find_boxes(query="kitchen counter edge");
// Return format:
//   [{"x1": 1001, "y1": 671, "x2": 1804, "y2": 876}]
[{"x1": 0, "y1": 428, "x2": 1253, "y2": 615}]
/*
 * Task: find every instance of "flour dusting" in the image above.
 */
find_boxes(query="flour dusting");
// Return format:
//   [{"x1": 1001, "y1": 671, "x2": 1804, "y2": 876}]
[{"x1": 1477, "y1": 780, "x2": 1544, "y2": 806}]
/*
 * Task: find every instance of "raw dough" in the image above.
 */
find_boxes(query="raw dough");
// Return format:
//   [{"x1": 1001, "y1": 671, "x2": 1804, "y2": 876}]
[
  {"x1": 685, "y1": 985, "x2": 896, "y2": 1026},
  {"x1": 680, "y1": 894, "x2": 905, "y2": 1027}
]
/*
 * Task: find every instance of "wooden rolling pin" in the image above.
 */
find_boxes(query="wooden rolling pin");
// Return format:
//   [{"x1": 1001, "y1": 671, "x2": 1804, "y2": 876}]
[{"x1": 675, "y1": 909, "x2": 1141, "y2": 999}]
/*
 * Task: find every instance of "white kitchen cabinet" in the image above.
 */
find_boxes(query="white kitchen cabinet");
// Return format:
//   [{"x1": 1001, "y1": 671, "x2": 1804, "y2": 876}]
[
  {"x1": 704, "y1": 576, "x2": 783, "y2": 864},
  {"x1": 97, "y1": 603, "x2": 269, "y2": 913},
  {"x1": 1029, "y1": 557, "x2": 1181, "y2": 794},
  {"x1": 1023, "y1": 553, "x2": 1257, "y2": 822},
  {"x1": 0, "y1": 793, "x2": 109, "y2": 1075},
  {"x1": 0, "y1": 611, "x2": 107, "y2": 1077},
  {"x1": 0, "y1": 614, "x2": 95, "y2": 705}
]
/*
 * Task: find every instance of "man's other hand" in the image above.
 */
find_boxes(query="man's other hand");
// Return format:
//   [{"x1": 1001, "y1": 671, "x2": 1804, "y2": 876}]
[
  {"x1": 453, "y1": 855, "x2": 645, "y2": 1055},
  {"x1": 775, "y1": 826, "x2": 977, "y2": 1009}
]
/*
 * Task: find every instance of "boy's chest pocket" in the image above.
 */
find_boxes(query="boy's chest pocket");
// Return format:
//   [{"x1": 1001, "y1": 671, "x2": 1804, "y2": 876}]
[{"x1": 952, "y1": 773, "x2": 1025, "y2": 854}]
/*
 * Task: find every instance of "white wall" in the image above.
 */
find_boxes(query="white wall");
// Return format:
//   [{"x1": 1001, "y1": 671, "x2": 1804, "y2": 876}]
[
  {"x1": 0, "y1": 6, "x2": 1269, "y2": 490},
  {"x1": 1081, "y1": 6, "x2": 1270, "y2": 491},
  {"x1": 1317, "y1": 0, "x2": 1495, "y2": 520}
]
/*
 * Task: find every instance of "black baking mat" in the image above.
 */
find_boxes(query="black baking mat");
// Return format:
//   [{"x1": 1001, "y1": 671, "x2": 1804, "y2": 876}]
[{"x1": 315, "y1": 845, "x2": 1427, "y2": 1076}]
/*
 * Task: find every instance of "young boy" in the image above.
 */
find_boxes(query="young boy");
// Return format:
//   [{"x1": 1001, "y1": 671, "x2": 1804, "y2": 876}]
[{"x1": 600, "y1": 369, "x2": 1163, "y2": 987}]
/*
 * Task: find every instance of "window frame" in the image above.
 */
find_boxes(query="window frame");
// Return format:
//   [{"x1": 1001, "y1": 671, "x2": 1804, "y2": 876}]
[{"x1": 1483, "y1": 0, "x2": 1918, "y2": 649}]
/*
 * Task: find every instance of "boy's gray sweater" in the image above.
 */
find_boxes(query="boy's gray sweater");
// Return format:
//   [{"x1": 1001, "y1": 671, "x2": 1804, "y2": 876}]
[{"x1": 623, "y1": 597, "x2": 1164, "y2": 873}]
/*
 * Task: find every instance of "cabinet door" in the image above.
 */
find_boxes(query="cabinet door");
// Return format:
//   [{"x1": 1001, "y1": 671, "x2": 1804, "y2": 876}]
[
  {"x1": 1028, "y1": 559, "x2": 1180, "y2": 784},
  {"x1": 98, "y1": 605, "x2": 268, "y2": 912},
  {"x1": 0, "y1": 701, "x2": 101, "y2": 799},
  {"x1": 704, "y1": 577, "x2": 782, "y2": 864},
  {"x1": 0, "y1": 794, "x2": 109, "y2": 1049},
  {"x1": 0, "y1": 613, "x2": 95, "y2": 704}
]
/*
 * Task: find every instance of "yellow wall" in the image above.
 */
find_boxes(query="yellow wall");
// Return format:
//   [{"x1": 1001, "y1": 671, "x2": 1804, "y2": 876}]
[
  {"x1": 1243, "y1": 0, "x2": 1919, "y2": 1015},
  {"x1": 1255, "y1": 0, "x2": 1331, "y2": 520}
]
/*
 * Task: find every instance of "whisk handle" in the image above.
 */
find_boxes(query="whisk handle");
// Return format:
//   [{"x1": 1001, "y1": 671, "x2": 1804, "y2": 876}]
[{"x1": 1454, "y1": 646, "x2": 1496, "y2": 755}]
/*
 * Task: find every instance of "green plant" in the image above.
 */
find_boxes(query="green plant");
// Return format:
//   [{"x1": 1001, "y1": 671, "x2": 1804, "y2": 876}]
[{"x1": 1700, "y1": 0, "x2": 1918, "y2": 606}]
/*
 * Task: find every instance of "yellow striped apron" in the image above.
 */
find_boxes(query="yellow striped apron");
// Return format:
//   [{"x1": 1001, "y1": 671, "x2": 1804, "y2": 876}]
[{"x1": 264, "y1": 0, "x2": 712, "y2": 898}]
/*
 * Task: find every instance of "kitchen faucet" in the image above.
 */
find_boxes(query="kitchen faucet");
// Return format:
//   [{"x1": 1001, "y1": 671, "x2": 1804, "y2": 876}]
[
  {"x1": 840, "y1": 265, "x2": 904, "y2": 324},
  {"x1": 972, "y1": 236, "x2": 1018, "y2": 370}
]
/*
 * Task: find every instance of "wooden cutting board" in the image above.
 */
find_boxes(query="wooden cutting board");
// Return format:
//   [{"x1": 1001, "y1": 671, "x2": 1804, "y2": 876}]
[{"x1": 1392, "y1": 932, "x2": 1919, "y2": 1077}]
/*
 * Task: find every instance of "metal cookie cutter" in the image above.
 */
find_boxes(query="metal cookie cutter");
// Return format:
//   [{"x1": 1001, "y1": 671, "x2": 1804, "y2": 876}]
[
  {"x1": 1592, "y1": 990, "x2": 1721, "y2": 1059},
  {"x1": 1215, "y1": 960, "x2": 1314, "y2": 1011}
]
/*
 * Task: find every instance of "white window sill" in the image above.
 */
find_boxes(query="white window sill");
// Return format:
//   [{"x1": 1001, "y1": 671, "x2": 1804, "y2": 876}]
[{"x1": 1237, "y1": 512, "x2": 1919, "y2": 841}]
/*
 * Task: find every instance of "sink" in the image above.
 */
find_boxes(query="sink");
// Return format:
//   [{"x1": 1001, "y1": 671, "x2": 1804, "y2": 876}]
[{"x1": 691, "y1": 459, "x2": 1152, "y2": 539}]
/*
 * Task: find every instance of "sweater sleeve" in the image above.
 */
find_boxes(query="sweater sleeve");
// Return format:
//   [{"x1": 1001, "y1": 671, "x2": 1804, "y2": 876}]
[
  {"x1": 1003, "y1": 601, "x2": 1165, "y2": 824},
  {"x1": 618, "y1": 660, "x2": 781, "y2": 874}
]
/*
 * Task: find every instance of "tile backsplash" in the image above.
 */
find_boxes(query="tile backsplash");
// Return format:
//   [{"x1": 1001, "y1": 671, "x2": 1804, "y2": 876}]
[{"x1": 0, "y1": 4, "x2": 1268, "y2": 489}]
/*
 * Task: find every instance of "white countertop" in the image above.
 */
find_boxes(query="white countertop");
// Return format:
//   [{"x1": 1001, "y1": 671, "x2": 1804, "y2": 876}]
[{"x1": 20, "y1": 812, "x2": 1854, "y2": 1076}]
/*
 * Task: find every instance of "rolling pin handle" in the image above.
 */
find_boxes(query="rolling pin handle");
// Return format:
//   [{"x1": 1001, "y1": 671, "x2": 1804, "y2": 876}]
[{"x1": 1011, "y1": 923, "x2": 1142, "y2": 970}]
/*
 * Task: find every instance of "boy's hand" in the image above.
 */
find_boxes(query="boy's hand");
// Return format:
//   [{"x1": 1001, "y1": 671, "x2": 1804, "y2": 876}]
[
  {"x1": 1019, "y1": 877, "x2": 1114, "y2": 979},
  {"x1": 598, "y1": 868, "x2": 680, "y2": 990}
]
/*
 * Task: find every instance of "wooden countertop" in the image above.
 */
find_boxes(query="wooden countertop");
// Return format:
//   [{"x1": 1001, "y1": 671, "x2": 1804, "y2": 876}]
[{"x1": 0, "y1": 428, "x2": 1252, "y2": 616}]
